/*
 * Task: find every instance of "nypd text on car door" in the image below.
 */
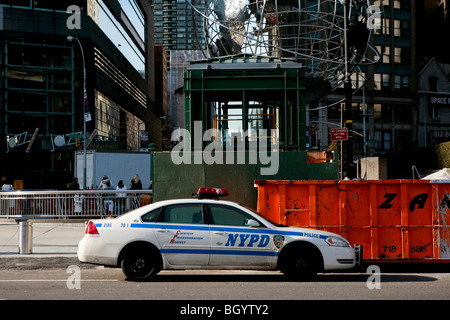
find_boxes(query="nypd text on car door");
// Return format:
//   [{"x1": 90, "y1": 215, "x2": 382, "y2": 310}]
[{"x1": 207, "y1": 203, "x2": 275, "y2": 267}]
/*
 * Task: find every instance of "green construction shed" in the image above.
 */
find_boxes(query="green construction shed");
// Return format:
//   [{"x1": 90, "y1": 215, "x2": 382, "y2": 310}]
[{"x1": 152, "y1": 54, "x2": 338, "y2": 208}]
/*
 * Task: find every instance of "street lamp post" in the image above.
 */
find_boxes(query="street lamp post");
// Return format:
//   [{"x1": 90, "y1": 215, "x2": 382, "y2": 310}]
[{"x1": 67, "y1": 36, "x2": 88, "y2": 189}]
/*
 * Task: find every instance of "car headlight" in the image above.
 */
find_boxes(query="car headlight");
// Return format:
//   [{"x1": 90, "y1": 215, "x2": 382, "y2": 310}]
[{"x1": 325, "y1": 236, "x2": 350, "y2": 247}]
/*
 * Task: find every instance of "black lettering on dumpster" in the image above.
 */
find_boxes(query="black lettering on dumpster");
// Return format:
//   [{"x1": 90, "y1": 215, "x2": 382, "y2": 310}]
[
  {"x1": 441, "y1": 193, "x2": 450, "y2": 209},
  {"x1": 379, "y1": 193, "x2": 397, "y2": 209},
  {"x1": 409, "y1": 193, "x2": 429, "y2": 212}
]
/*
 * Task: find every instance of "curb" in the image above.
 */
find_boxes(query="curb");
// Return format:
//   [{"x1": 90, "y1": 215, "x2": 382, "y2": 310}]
[{"x1": 0, "y1": 218, "x2": 88, "y2": 225}]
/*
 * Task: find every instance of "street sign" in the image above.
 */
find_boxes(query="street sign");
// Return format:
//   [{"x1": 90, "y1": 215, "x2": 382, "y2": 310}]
[
  {"x1": 67, "y1": 133, "x2": 84, "y2": 139},
  {"x1": 331, "y1": 128, "x2": 348, "y2": 141}
]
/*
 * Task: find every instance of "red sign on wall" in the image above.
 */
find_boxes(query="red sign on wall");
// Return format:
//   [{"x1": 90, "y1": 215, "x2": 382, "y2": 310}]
[{"x1": 330, "y1": 128, "x2": 348, "y2": 141}]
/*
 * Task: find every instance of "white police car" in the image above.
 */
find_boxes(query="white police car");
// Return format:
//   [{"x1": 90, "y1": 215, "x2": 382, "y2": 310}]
[{"x1": 78, "y1": 188, "x2": 360, "y2": 281}]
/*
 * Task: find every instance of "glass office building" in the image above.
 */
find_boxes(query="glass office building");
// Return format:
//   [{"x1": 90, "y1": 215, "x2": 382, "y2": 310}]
[{"x1": 0, "y1": 0, "x2": 162, "y2": 188}]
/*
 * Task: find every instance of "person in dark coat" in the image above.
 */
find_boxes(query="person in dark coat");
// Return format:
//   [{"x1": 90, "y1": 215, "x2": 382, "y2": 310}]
[
  {"x1": 69, "y1": 178, "x2": 80, "y2": 190},
  {"x1": 130, "y1": 174, "x2": 142, "y2": 190}
]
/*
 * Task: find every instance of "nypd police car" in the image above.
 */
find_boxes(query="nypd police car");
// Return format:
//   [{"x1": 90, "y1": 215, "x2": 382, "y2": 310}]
[{"x1": 78, "y1": 188, "x2": 360, "y2": 281}]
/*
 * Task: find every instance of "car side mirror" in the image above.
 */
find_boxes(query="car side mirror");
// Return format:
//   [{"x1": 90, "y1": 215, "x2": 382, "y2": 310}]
[{"x1": 245, "y1": 219, "x2": 260, "y2": 228}]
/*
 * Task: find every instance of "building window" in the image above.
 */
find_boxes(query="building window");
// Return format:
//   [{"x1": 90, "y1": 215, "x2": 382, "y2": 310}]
[
  {"x1": 374, "y1": 0, "x2": 391, "y2": 6},
  {"x1": 429, "y1": 105, "x2": 439, "y2": 121},
  {"x1": 351, "y1": 71, "x2": 366, "y2": 90},
  {"x1": 94, "y1": 90, "x2": 141, "y2": 150},
  {"x1": 95, "y1": 91, "x2": 120, "y2": 139},
  {"x1": 394, "y1": 20, "x2": 401, "y2": 37},
  {"x1": 374, "y1": 73, "x2": 390, "y2": 90},
  {"x1": 374, "y1": 104, "x2": 382, "y2": 120},
  {"x1": 374, "y1": 11, "x2": 389, "y2": 35},
  {"x1": 394, "y1": 46, "x2": 410, "y2": 65},
  {"x1": 376, "y1": 45, "x2": 390, "y2": 63},
  {"x1": 4, "y1": 40, "x2": 74, "y2": 136},
  {"x1": 374, "y1": 104, "x2": 392, "y2": 121},
  {"x1": 327, "y1": 102, "x2": 342, "y2": 121},
  {"x1": 394, "y1": 47, "x2": 401, "y2": 63},
  {"x1": 394, "y1": 20, "x2": 410, "y2": 37},
  {"x1": 429, "y1": 76, "x2": 439, "y2": 92},
  {"x1": 394, "y1": 75, "x2": 409, "y2": 91},
  {"x1": 383, "y1": 46, "x2": 390, "y2": 63},
  {"x1": 350, "y1": 102, "x2": 365, "y2": 121},
  {"x1": 374, "y1": 131, "x2": 391, "y2": 151},
  {"x1": 373, "y1": 5, "x2": 390, "y2": 35}
]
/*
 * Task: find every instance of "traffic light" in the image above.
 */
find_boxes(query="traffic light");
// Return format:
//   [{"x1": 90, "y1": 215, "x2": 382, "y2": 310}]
[{"x1": 311, "y1": 125, "x2": 316, "y2": 135}]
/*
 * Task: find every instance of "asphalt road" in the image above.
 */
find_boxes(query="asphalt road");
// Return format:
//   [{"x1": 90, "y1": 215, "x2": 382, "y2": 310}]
[{"x1": 1, "y1": 258, "x2": 450, "y2": 301}]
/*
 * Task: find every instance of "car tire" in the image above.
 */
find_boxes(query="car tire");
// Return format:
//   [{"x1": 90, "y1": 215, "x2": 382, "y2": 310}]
[
  {"x1": 121, "y1": 248, "x2": 160, "y2": 281},
  {"x1": 280, "y1": 245, "x2": 321, "y2": 280}
]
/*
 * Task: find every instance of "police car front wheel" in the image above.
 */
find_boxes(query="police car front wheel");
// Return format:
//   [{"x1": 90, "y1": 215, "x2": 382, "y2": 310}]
[{"x1": 279, "y1": 244, "x2": 322, "y2": 280}]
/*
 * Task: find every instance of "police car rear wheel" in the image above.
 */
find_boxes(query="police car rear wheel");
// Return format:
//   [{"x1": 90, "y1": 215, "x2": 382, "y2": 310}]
[{"x1": 121, "y1": 251, "x2": 159, "y2": 281}]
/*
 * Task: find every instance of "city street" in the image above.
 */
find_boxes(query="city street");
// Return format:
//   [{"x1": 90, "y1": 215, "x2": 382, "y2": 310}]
[
  {"x1": 1, "y1": 222, "x2": 450, "y2": 305},
  {"x1": 1, "y1": 258, "x2": 450, "y2": 300}
]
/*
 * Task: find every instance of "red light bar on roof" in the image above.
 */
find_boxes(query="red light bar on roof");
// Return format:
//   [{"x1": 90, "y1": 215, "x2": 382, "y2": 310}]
[{"x1": 195, "y1": 187, "x2": 229, "y2": 199}]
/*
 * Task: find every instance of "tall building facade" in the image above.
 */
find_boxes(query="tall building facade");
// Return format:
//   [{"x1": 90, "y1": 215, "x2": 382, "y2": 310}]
[
  {"x1": 0, "y1": 0, "x2": 163, "y2": 189},
  {"x1": 417, "y1": 0, "x2": 450, "y2": 64},
  {"x1": 152, "y1": 0, "x2": 206, "y2": 146},
  {"x1": 309, "y1": 0, "x2": 418, "y2": 178},
  {"x1": 416, "y1": 0, "x2": 450, "y2": 151},
  {"x1": 152, "y1": 0, "x2": 206, "y2": 64}
]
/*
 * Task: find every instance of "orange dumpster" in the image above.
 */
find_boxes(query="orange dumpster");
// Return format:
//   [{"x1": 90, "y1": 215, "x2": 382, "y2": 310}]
[{"x1": 254, "y1": 180, "x2": 450, "y2": 263}]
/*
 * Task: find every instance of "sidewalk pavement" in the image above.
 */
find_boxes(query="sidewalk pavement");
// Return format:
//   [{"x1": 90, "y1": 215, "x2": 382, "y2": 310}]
[{"x1": 0, "y1": 220, "x2": 86, "y2": 258}]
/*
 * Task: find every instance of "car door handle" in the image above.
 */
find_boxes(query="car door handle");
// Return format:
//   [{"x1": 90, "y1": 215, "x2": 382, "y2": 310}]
[
  {"x1": 156, "y1": 228, "x2": 169, "y2": 233},
  {"x1": 213, "y1": 231, "x2": 226, "y2": 235}
]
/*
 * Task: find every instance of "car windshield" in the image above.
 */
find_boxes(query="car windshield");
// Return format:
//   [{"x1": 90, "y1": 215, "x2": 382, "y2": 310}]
[{"x1": 243, "y1": 206, "x2": 286, "y2": 227}]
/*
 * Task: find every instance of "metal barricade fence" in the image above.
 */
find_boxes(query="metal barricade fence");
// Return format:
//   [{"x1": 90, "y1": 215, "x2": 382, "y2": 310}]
[{"x1": 0, "y1": 190, "x2": 152, "y2": 219}]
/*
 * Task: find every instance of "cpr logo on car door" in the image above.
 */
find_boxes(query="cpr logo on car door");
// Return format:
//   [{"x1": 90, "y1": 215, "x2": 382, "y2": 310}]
[
  {"x1": 207, "y1": 204, "x2": 275, "y2": 267},
  {"x1": 154, "y1": 203, "x2": 210, "y2": 266}
]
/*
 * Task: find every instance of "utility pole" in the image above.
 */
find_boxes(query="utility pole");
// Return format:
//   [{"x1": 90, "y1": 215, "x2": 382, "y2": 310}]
[{"x1": 343, "y1": 0, "x2": 353, "y2": 178}]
